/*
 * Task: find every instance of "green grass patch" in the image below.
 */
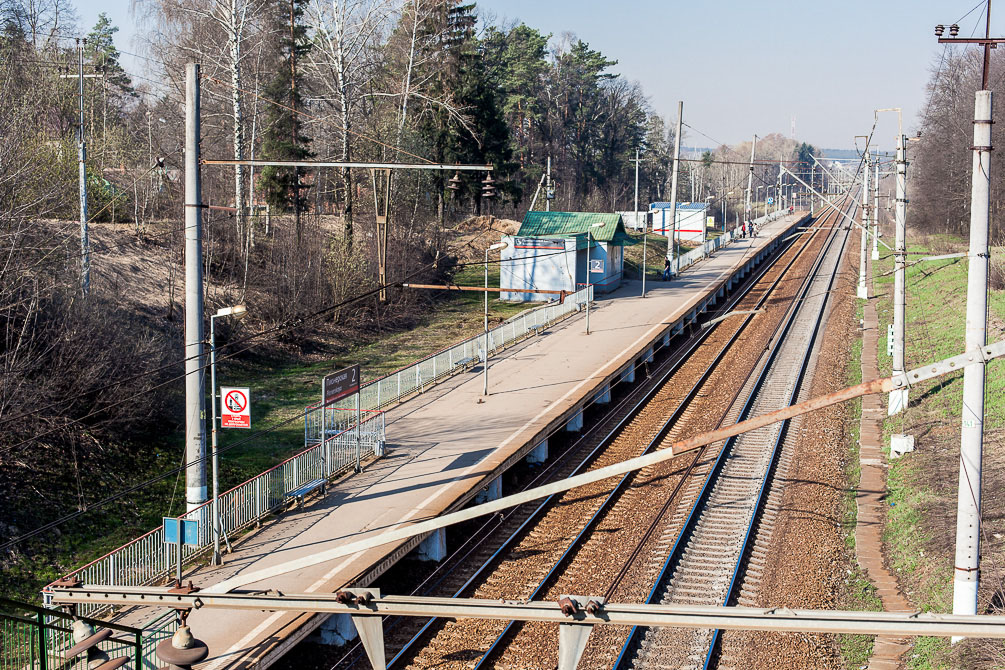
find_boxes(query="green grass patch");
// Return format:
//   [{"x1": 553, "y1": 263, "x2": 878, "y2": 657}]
[
  {"x1": 8, "y1": 265, "x2": 544, "y2": 604},
  {"x1": 869, "y1": 236, "x2": 1005, "y2": 669}
]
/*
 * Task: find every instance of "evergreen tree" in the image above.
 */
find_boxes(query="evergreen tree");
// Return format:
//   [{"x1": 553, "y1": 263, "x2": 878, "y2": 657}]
[
  {"x1": 258, "y1": 0, "x2": 311, "y2": 215},
  {"x1": 85, "y1": 14, "x2": 133, "y2": 99}
]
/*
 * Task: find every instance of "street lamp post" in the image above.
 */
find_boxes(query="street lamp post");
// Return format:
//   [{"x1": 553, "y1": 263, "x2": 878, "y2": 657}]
[
  {"x1": 585, "y1": 221, "x2": 605, "y2": 335},
  {"x1": 483, "y1": 242, "x2": 508, "y2": 396},
  {"x1": 210, "y1": 304, "x2": 247, "y2": 565}
]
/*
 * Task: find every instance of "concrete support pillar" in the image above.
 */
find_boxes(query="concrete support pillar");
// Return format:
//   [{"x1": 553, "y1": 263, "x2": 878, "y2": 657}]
[
  {"x1": 662, "y1": 331, "x2": 671, "y2": 348},
  {"x1": 594, "y1": 383, "x2": 611, "y2": 405},
  {"x1": 619, "y1": 365, "x2": 636, "y2": 384},
  {"x1": 316, "y1": 613, "x2": 357, "y2": 646},
  {"x1": 415, "y1": 528, "x2": 447, "y2": 562},
  {"x1": 565, "y1": 409, "x2": 584, "y2": 432},
  {"x1": 475, "y1": 476, "x2": 502, "y2": 503},
  {"x1": 527, "y1": 439, "x2": 548, "y2": 465},
  {"x1": 643, "y1": 346, "x2": 654, "y2": 363}
]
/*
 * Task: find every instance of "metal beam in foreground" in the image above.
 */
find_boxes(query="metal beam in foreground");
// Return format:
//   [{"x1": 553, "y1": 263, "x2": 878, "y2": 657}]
[
  {"x1": 46, "y1": 586, "x2": 1005, "y2": 639},
  {"x1": 201, "y1": 159, "x2": 493, "y2": 171},
  {"x1": 157, "y1": 338, "x2": 1005, "y2": 594}
]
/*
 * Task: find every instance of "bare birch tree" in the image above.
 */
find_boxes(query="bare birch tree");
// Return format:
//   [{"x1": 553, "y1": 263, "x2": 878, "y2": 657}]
[{"x1": 305, "y1": 0, "x2": 392, "y2": 246}]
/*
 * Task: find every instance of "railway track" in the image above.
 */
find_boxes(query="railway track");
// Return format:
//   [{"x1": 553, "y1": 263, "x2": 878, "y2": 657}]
[
  {"x1": 329, "y1": 210, "x2": 845, "y2": 670},
  {"x1": 617, "y1": 201, "x2": 855, "y2": 670}
]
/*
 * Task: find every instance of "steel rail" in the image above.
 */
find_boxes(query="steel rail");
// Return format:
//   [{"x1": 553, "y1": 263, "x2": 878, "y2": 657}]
[
  {"x1": 613, "y1": 198, "x2": 851, "y2": 669},
  {"x1": 465, "y1": 212, "x2": 832, "y2": 670},
  {"x1": 382, "y1": 224, "x2": 807, "y2": 669},
  {"x1": 702, "y1": 201, "x2": 853, "y2": 668}
]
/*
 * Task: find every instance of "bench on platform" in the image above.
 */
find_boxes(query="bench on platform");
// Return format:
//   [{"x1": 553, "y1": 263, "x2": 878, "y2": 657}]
[
  {"x1": 455, "y1": 356, "x2": 478, "y2": 369},
  {"x1": 284, "y1": 478, "x2": 326, "y2": 508}
]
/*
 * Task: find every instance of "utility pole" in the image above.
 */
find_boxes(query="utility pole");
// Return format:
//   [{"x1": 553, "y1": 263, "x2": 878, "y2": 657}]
[
  {"x1": 76, "y1": 38, "x2": 90, "y2": 297},
  {"x1": 745, "y1": 134, "x2": 756, "y2": 223},
  {"x1": 632, "y1": 149, "x2": 646, "y2": 297},
  {"x1": 810, "y1": 164, "x2": 815, "y2": 215},
  {"x1": 872, "y1": 160, "x2": 880, "y2": 260},
  {"x1": 933, "y1": 4, "x2": 999, "y2": 630},
  {"x1": 856, "y1": 150, "x2": 870, "y2": 300},
  {"x1": 545, "y1": 157, "x2": 552, "y2": 212},
  {"x1": 668, "y1": 101, "x2": 683, "y2": 274},
  {"x1": 184, "y1": 63, "x2": 208, "y2": 514},
  {"x1": 889, "y1": 134, "x2": 908, "y2": 415},
  {"x1": 289, "y1": 0, "x2": 301, "y2": 238},
  {"x1": 953, "y1": 87, "x2": 992, "y2": 630},
  {"x1": 775, "y1": 156, "x2": 781, "y2": 214}
]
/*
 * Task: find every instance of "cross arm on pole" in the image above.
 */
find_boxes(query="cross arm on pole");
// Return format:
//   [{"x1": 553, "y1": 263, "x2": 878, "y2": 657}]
[{"x1": 200, "y1": 159, "x2": 494, "y2": 171}]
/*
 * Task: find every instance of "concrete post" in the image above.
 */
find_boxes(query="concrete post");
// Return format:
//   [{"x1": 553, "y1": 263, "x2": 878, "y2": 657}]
[
  {"x1": 953, "y1": 89, "x2": 992, "y2": 627},
  {"x1": 184, "y1": 63, "x2": 207, "y2": 513},
  {"x1": 669, "y1": 101, "x2": 683, "y2": 274},
  {"x1": 856, "y1": 152, "x2": 870, "y2": 300},
  {"x1": 77, "y1": 39, "x2": 90, "y2": 297},
  {"x1": 889, "y1": 135, "x2": 909, "y2": 415},
  {"x1": 872, "y1": 160, "x2": 880, "y2": 260},
  {"x1": 634, "y1": 149, "x2": 647, "y2": 298}
]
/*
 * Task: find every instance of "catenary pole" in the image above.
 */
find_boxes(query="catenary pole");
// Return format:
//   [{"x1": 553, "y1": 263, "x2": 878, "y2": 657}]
[
  {"x1": 668, "y1": 101, "x2": 683, "y2": 274},
  {"x1": 810, "y1": 164, "x2": 815, "y2": 215},
  {"x1": 545, "y1": 156, "x2": 551, "y2": 212},
  {"x1": 745, "y1": 134, "x2": 756, "y2": 223},
  {"x1": 633, "y1": 149, "x2": 645, "y2": 297},
  {"x1": 856, "y1": 151, "x2": 870, "y2": 299},
  {"x1": 76, "y1": 38, "x2": 90, "y2": 297},
  {"x1": 184, "y1": 63, "x2": 208, "y2": 514},
  {"x1": 889, "y1": 134, "x2": 909, "y2": 415},
  {"x1": 872, "y1": 160, "x2": 880, "y2": 260},
  {"x1": 953, "y1": 88, "x2": 992, "y2": 629}
]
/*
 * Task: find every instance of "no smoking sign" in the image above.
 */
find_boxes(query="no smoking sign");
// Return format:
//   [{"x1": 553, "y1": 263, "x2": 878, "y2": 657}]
[{"x1": 221, "y1": 386, "x2": 251, "y2": 428}]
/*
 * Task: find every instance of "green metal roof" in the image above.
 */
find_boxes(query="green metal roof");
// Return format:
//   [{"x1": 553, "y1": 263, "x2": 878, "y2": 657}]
[{"x1": 517, "y1": 211, "x2": 636, "y2": 246}]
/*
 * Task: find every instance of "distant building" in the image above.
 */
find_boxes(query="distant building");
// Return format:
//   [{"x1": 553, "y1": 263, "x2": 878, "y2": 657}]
[
  {"x1": 615, "y1": 210, "x2": 649, "y2": 231},
  {"x1": 650, "y1": 202, "x2": 709, "y2": 244},
  {"x1": 500, "y1": 212, "x2": 635, "y2": 302}
]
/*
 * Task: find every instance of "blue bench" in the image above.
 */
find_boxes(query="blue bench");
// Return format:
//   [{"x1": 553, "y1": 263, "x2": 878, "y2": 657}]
[{"x1": 285, "y1": 478, "x2": 326, "y2": 508}]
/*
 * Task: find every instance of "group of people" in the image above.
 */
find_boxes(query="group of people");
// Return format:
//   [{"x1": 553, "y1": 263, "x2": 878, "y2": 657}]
[{"x1": 660, "y1": 218, "x2": 762, "y2": 281}]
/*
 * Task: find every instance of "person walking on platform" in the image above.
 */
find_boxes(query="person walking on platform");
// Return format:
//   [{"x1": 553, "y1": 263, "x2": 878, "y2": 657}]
[
  {"x1": 741, "y1": 221, "x2": 746, "y2": 238},
  {"x1": 663, "y1": 256, "x2": 672, "y2": 280}
]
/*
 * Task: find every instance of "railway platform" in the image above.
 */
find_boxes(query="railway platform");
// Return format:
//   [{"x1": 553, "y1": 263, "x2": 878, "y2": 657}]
[{"x1": 113, "y1": 211, "x2": 809, "y2": 669}]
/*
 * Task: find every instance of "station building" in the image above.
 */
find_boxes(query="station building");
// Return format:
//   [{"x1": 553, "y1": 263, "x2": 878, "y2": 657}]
[
  {"x1": 650, "y1": 202, "x2": 710, "y2": 244},
  {"x1": 500, "y1": 211, "x2": 635, "y2": 302}
]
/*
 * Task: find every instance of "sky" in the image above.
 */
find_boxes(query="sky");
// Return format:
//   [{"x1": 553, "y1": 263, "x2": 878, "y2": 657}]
[{"x1": 74, "y1": 0, "x2": 994, "y2": 152}]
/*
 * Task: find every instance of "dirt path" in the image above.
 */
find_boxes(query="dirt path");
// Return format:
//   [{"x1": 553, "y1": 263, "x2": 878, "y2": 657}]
[{"x1": 857, "y1": 254, "x2": 912, "y2": 669}]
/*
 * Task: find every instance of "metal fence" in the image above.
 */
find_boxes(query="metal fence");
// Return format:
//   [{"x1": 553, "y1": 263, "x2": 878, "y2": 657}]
[
  {"x1": 673, "y1": 211, "x2": 786, "y2": 275},
  {"x1": 46, "y1": 413, "x2": 385, "y2": 617},
  {"x1": 0, "y1": 597, "x2": 171, "y2": 670},
  {"x1": 305, "y1": 284, "x2": 594, "y2": 445}
]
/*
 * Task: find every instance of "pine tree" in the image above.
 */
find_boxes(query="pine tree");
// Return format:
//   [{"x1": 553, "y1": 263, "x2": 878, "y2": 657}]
[{"x1": 258, "y1": 0, "x2": 311, "y2": 217}]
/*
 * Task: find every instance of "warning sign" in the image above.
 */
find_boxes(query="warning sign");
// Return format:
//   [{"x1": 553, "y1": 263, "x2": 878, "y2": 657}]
[{"x1": 221, "y1": 387, "x2": 251, "y2": 428}]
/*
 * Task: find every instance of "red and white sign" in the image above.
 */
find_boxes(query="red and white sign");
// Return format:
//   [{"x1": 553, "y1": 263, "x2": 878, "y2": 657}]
[{"x1": 221, "y1": 387, "x2": 251, "y2": 428}]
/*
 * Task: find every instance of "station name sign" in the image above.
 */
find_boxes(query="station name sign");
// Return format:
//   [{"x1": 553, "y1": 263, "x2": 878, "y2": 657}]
[{"x1": 324, "y1": 364, "x2": 360, "y2": 406}]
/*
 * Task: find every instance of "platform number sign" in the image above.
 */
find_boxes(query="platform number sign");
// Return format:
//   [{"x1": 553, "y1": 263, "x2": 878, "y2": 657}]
[
  {"x1": 221, "y1": 386, "x2": 251, "y2": 428},
  {"x1": 767, "y1": 196, "x2": 774, "y2": 205},
  {"x1": 589, "y1": 258, "x2": 604, "y2": 274}
]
